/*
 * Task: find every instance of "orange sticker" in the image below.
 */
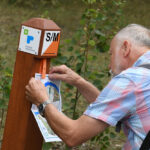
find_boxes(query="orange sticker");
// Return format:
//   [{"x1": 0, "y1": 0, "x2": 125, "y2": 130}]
[{"x1": 41, "y1": 31, "x2": 60, "y2": 57}]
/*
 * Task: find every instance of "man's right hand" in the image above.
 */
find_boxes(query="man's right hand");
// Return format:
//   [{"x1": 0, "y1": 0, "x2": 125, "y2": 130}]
[{"x1": 49, "y1": 65, "x2": 81, "y2": 86}]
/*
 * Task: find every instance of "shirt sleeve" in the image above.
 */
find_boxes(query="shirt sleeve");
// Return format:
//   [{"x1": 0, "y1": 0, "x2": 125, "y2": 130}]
[{"x1": 84, "y1": 75, "x2": 136, "y2": 126}]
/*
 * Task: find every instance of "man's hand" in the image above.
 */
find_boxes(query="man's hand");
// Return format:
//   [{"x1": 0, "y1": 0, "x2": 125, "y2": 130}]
[
  {"x1": 49, "y1": 65, "x2": 81, "y2": 86},
  {"x1": 25, "y1": 77, "x2": 49, "y2": 105},
  {"x1": 49, "y1": 65, "x2": 100, "y2": 103}
]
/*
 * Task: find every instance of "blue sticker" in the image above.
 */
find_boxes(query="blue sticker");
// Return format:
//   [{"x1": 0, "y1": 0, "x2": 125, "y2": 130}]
[
  {"x1": 44, "y1": 81, "x2": 59, "y2": 93},
  {"x1": 27, "y1": 35, "x2": 34, "y2": 44}
]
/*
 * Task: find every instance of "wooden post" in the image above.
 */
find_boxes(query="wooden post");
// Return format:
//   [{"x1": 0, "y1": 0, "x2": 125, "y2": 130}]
[{"x1": 1, "y1": 18, "x2": 61, "y2": 150}]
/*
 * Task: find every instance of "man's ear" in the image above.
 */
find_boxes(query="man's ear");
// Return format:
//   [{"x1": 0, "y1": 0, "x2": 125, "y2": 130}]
[{"x1": 121, "y1": 40, "x2": 131, "y2": 57}]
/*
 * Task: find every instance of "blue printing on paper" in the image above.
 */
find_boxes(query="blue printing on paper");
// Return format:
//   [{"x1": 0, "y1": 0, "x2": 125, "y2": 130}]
[
  {"x1": 44, "y1": 81, "x2": 59, "y2": 93},
  {"x1": 35, "y1": 112, "x2": 40, "y2": 115}
]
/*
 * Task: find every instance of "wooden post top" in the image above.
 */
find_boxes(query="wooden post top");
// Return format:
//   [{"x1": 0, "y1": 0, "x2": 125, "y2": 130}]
[
  {"x1": 23, "y1": 18, "x2": 61, "y2": 30},
  {"x1": 18, "y1": 18, "x2": 61, "y2": 58}
]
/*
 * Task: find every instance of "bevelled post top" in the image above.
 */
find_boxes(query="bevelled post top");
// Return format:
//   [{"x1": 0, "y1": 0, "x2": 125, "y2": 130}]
[{"x1": 22, "y1": 18, "x2": 61, "y2": 30}]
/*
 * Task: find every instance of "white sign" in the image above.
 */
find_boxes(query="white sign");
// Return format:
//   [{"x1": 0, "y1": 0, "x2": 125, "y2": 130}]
[
  {"x1": 31, "y1": 73, "x2": 62, "y2": 142},
  {"x1": 18, "y1": 26, "x2": 41, "y2": 55},
  {"x1": 41, "y1": 31, "x2": 60, "y2": 56}
]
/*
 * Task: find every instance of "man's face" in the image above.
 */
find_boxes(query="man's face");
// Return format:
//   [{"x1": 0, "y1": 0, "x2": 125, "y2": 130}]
[{"x1": 109, "y1": 37, "x2": 125, "y2": 76}]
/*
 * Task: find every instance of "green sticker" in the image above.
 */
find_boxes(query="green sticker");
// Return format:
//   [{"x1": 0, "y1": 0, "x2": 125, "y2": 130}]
[{"x1": 24, "y1": 29, "x2": 28, "y2": 35}]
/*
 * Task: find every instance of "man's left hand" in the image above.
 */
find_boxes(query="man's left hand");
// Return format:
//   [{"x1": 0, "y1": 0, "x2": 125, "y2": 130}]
[{"x1": 25, "y1": 77, "x2": 49, "y2": 106}]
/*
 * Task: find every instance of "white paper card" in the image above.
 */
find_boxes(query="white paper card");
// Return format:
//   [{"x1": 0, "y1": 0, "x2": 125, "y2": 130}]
[{"x1": 31, "y1": 73, "x2": 62, "y2": 142}]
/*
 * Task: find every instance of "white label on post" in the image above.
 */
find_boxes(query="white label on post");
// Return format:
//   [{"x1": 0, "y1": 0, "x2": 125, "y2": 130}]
[
  {"x1": 18, "y1": 25, "x2": 41, "y2": 55},
  {"x1": 41, "y1": 31, "x2": 60, "y2": 56}
]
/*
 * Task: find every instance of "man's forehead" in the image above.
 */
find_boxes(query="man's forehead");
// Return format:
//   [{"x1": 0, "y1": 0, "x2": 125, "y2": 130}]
[
  {"x1": 111, "y1": 36, "x2": 120, "y2": 46},
  {"x1": 111, "y1": 36, "x2": 117, "y2": 44},
  {"x1": 110, "y1": 37, "x2": 116, "y2": 49}
]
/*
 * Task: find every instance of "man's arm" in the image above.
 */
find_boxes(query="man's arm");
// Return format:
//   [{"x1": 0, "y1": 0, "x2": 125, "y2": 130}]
[
  {"x1": 44, "y1": 104, "x2": 109, "y2": 147},
  {"x1": 25, "y1": 78, "x2": 108, "y2": 147},
  {"x1": 49, "y1": 65, "x2": 100, "y2": 103}
]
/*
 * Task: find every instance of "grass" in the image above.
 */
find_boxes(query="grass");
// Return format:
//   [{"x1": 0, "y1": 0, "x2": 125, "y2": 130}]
[
  {"x1": 1, "y1": 0, "x2": 150, "y2": 149},
  {"x1": 123, "y1": 0, "x2": 150, "y2": 27},
  {"x1": 0, "y1": 0, "x2": 84, "y2": 67}
]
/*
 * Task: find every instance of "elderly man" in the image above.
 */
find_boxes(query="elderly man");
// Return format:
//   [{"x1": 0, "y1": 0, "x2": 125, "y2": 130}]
[{"x1": 25, "y1": 24, "x2": 150, "y2": 150}]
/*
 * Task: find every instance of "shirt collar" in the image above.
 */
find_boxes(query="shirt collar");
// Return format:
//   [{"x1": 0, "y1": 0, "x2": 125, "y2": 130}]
[{"x1": 133, "y1": 51, "x2": 150, "y2": 67}]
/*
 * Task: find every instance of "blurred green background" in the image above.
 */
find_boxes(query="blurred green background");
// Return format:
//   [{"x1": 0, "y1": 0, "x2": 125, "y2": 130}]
[{"x1": 0, "y1": 0, "x2": 150, "y2": 149}]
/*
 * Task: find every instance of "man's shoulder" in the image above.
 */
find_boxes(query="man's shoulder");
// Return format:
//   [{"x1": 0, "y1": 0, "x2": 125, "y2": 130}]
[
  {"x1": 120, "y1": 66, "x2": 150, "y2": 76},
  {"x1": 116, "y1": 66, "x2": 150, "y2": 84}
]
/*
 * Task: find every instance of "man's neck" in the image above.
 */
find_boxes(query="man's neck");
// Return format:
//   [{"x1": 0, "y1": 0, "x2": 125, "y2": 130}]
[{"x1": 130, "y1": 47, "x2": 150, "y2": 67}]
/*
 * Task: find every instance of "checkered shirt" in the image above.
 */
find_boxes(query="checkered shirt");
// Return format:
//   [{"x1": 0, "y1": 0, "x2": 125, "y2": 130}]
[{"x1": 84, "y1": 51, "x2": 150, "y2": 150}]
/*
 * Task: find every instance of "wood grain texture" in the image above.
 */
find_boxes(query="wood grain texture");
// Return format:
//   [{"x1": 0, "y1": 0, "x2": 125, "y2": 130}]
[
  {"x1": 1, "y1": 18, "x2": 57, "y2": 150},
  {"x1": 23, "y1": 18, "x2": 61, "y2": 30}
]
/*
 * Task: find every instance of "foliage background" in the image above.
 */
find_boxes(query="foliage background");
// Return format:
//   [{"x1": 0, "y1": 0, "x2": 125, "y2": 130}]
[{"x1": 0, "y1": 0, "x2": 150, "y2": 149}]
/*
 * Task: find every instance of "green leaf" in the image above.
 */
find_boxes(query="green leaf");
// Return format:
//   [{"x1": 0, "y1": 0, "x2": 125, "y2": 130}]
[
  {"x1": 68, "y1": 46, "x2": 73, "y2": 52},
  {"x1": 100, "y1": 44, "x2": 109, "y2": 53},
  {"x1": 71, "y1": 98, "x2": 76, "y2": 103},
  {"x1": 88, "y1": 40, "x2": 96, "y2": 47},
  {"x1": 59, "y1": 56, "x2": 68, "y2": 63},
  {"x1": 42, "y1": 143, "x2": 52, "y2": 150},
  {"x1": 80, "y1": 19, "x2": 86, "y2": 25},
  {"x1": 76, "y1": 62, "x2": 83, "y2": 70},
  {"x1": 87, "y1": 55, "x2": 93, "y2": 61},
  {"x1": 66, "y1": 93, "x2": 73, "y2": 97},
  {"x1": 0, "y1": 100, "x2": 6, "y2": 108},
  {"x1": 71, "y1": 38, "x2": 77, "y2": 45},
  {"x1": 89, "y1": 23, "x2": 96, "y2": 30},
  {"x1": 66, "y1": 84, "x2": 74, "y2": 89},
  {"x1": 110, "y1": 132, "x2": 116, "y2": 138},
  {"x1": 94, "y1": 29, "x2": 105, "y2": 36},
  {"x1": 103, "y1": 135, "x2": 109, "y2": 141},
  {"x1": 95, "y1": 73, "x2": 105, "y2": 78},
  {"x1": 63, "y1": 102, "x2": 70, "y2": 110},
  {"x1": 88, "y1": 0, "x2": 96, "y2": 4},
  {"x1": 64, "y1": 39, "x2": 71, "y2": 44}
]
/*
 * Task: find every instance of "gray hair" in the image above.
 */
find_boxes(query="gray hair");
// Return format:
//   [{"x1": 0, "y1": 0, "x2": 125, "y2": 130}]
[{"x1": 116, "y1": 24, "x2": 150, "y2": 48}]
